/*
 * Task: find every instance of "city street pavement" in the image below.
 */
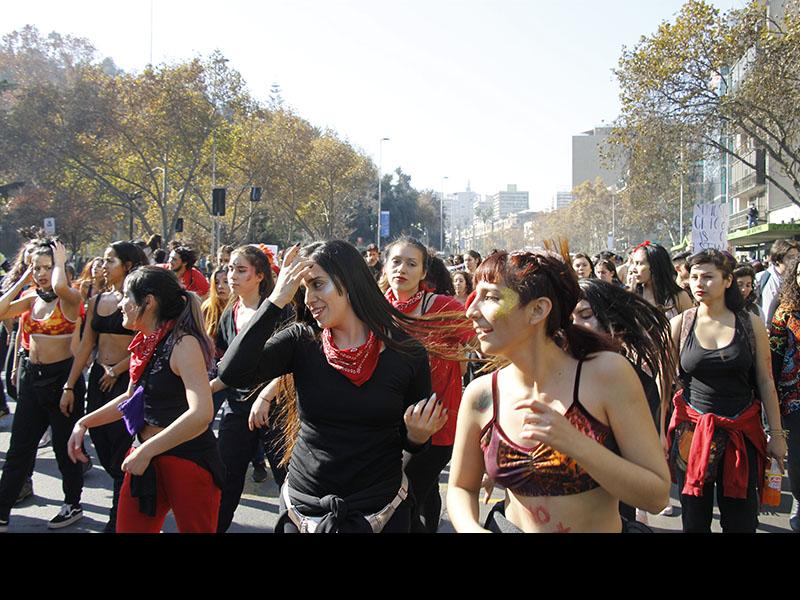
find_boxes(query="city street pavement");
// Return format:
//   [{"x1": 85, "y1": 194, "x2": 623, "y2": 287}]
[{"x1": 1, "y1": 399, "x2": 794, "y2": 533}]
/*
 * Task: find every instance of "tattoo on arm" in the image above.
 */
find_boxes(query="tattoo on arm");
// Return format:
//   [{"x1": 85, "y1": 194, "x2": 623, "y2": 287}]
[{"x1": 473, "y1": 389, "x2": 492, "y2": 413}]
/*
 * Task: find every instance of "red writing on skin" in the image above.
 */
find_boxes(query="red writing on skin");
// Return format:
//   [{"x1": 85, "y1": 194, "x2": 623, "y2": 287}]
[
  {"x1": 555, "y1": 522, "x2": 571, "y2": 533},
  {"x1": 532, "y1": 505, "x2": 550, "y2": 525}
]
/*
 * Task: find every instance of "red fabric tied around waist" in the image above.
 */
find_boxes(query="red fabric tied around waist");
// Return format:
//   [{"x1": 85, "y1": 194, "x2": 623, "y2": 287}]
[{"x1": 668, "y1": 389, "x2": 766, "y2": 499}]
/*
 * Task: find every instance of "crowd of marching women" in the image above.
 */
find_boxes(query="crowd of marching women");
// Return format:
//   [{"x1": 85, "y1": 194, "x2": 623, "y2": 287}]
[{"x1": 0, "y1": 231, "x2": 796, "y2": 533}]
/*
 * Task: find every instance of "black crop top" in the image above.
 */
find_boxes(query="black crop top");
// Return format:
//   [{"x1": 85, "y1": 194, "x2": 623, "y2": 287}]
[
  {"x1": 91, "y1": 294, "x2": 134, "y2": 336},
  {"x1": 218, "y1": 300, "x2": 432, "y2": 505}
]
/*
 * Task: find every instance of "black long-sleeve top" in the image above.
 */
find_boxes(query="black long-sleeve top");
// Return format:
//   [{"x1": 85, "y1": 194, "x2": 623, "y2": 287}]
[{"x1": 218, "y1": 299, "x2": 432, "y2": 503}]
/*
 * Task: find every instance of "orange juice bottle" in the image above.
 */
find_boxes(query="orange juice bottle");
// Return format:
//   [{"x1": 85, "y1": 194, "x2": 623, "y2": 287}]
[{"x1": 762, "y1": 458, "x2": 782, "y2": 507}]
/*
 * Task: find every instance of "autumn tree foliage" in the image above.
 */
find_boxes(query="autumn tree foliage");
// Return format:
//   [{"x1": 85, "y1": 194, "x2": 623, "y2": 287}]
[{"x1": 0, "y1": 26, "x2": 433, "y2": 257}]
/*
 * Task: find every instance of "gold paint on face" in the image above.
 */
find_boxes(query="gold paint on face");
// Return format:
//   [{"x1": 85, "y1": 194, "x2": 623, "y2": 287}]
[{"x1": 494, "y1": 285, "x2": 520, "y2": 319}]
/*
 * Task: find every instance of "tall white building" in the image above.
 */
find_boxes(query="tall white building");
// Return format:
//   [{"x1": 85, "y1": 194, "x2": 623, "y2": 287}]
[
  {"x1": 443, "y1": 184, "x2": 480, "y2": 231},
  {"x1": 488, "y1": 184, "x2": 529, "y2": 220}
]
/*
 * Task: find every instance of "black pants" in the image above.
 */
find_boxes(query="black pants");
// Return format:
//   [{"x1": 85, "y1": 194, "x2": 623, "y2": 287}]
[
  {"x1": 404, "y1": 444, "x2": 453, "y2": 533},
  {"x1": 675, "y1": 438, "x2": 760, "y2": 533},
  {"x1": 216, "y1": 402, "x2": 286, "y2": 533},
  {"x1": 86, "y1": 362, "x2": 133, "y2": 529},
  {"x1": 2, "y1": 327, "x2": 16, "y2": 402},
  {"x1": 0, "y1": 357, "x2": 85, "y2": 519}
]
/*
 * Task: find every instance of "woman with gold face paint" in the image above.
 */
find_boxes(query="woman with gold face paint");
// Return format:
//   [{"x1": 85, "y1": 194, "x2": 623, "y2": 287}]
[{"x1": 447, "y1": 250, "x2": 670, "y2": 533}]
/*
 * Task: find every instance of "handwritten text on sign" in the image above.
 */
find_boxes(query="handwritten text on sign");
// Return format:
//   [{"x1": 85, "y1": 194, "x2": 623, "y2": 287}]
[{"x1": 691, "y1": 202, "x2": 728, "y2": 251}]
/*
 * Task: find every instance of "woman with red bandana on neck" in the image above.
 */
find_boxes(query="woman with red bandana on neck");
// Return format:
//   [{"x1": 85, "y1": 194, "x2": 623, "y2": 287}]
[
  {"x1": 217, "y1": 240, "x2": 446, "y2": 533},
  {"x1": 383, "y1": 236, "x2": 473, "y2": 532},
  {"x1": 66, "y1": 266, "x2": 223, "y2": 533}
]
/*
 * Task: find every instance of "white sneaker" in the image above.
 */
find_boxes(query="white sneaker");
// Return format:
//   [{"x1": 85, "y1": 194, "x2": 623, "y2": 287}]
[
  {"x1": 38, "y1": 427, "x2": 52, "y2": 448},
  {"x1": 48, "y1": 504, "x2": 83, "y2": 529},
  {"x1": 658, "y1": 504, "x2": 676, "y2": 516}
]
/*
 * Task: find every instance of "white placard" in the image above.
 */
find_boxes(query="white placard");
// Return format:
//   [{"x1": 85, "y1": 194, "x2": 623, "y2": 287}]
[
  {"x1": 691, "y1": 202, "x2": 728, "y2": 251},
  {"x1": 43, "y1": 217, "x2": 56, "y2": 235}
]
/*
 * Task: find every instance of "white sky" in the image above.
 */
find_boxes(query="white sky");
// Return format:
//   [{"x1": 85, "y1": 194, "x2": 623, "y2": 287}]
[{"x1": 4, "y1": 0, "x2": 743, "y2": 210}]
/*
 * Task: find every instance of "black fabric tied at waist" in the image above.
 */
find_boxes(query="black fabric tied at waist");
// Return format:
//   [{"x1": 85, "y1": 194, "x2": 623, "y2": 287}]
[
  {"x1": 130, "y1": 463, "x2": 158, "y2": 517},
  {"x1": 277, "y1": 476, "x2": 404, "y2": 533}
]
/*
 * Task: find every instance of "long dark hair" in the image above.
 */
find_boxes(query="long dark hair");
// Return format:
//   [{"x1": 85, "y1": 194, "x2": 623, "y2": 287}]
[
  {"x1": 298, "y1": 240, "x2": 429, "y2": 355},
  {"x1": 476, "y1": 249, "x2": 619, "y2": 360},
  {"x1": 125, "y1": 266, "x2": 214, "y2": 369},
  {"x1": 272, "y1": 239, "x2": 467, "y2": 466},
  {"x1": 109, "y1": 241, "x2": 148, "y2": 275},
  {"x1": 687, "y1": 249, "x2": 744, "y2": 312},
  {"x1": 634, "y1": 242, "x2": 685, "y2": 311},
  {"x1": 424, "y1": 256, "x2": 455, "y2": 295},
  {"x1": 578, "y1": 279, "x2": 676, "y2": 391}
]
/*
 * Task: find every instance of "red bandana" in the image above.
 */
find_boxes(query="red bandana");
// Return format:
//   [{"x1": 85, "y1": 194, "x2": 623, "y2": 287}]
[
  {"x1": 321, "y1": 327, "x2": 380, "y2": 387},
  {"x1": 385, "y1": 288, "x2": 425, "y2": 313},
  {"x1": 127, "y1": 320, "x2": 176, "y2": 386}
]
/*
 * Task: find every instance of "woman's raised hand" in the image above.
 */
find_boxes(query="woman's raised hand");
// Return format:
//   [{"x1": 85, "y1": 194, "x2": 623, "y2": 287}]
[
  {"x1": 268, "y1": 244, "x2": 314, "y2": 308},
  {"x1": 52, "y1": 240, "x2": 67, "y2": 266},
  {"x1": 404, "y1": 393, "x2": 448, "y2": 446}
]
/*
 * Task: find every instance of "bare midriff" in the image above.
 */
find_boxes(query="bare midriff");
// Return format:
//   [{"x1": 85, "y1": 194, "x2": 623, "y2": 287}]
[{"x1": 504, "y1": 487, "x2": 623, "y2": 533}]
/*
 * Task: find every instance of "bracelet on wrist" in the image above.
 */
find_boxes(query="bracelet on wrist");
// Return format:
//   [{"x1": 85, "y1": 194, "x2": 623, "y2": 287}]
[
  {"x1": 767, "y1": 428, "x2": 788, "y2": 438},
  {"x1": 62, "y1": 387, "x2": 74, "y2": 392}
]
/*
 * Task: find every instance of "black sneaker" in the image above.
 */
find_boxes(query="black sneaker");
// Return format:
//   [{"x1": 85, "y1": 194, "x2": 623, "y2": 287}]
[
  {"x1": 0, "y1": 518, "x2": 8, "y2": 533},
  {"x1": 14, "y1": 478, "x2": 33, "y2": 506},
  {"x1": 252, "y1": 462, "x2": 269, "y2": 483},
  {"x1": 48, "y1": 504, "x2": 83, "y2": 529}
]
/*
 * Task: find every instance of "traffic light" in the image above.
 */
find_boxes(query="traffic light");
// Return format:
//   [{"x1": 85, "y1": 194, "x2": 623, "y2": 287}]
[
  {"x1": 212, "y1": 188, "x2": 226, "y2": 216},
  {"x1": 250, "y1": 186, "x2": 262, "y2": 202}
]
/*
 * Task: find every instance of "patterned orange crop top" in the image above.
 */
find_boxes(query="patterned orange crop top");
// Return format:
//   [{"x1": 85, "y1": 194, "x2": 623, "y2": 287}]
[
  {"x1": 21, "y1": 298, "x2": 79, "y2": 340},
  {"x1": 480, "y1": 362, "x2": 619, "y2": 497}
]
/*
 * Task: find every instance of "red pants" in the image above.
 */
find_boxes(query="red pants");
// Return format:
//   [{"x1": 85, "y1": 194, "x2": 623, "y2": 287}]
[{"x1": 117, "y1": 452, "x2": 221, "y2": 533}]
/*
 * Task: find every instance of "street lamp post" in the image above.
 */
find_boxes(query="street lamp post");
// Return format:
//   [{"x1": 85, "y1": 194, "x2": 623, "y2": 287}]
[
  {"x1": 377, "y1": 137, "x2": 389, "y2": 248},
  {"x1": 440, "y1": 176, "x2": 448, "y2": 252}
]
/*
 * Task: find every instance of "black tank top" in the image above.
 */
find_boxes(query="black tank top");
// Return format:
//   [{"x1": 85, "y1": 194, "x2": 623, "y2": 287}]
[
  {"x1": 91, "y1": 293, "x2": 134, "y2": 336},
  {"x1": 140, "y1": 331, "x2": 225, "y2": 488},
  {"x1": 679, "y1": 312, "x2": 755, "y2": 418},
  {"x1": 143, "y1": 334, "x2": 193, "y2": 427}
]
